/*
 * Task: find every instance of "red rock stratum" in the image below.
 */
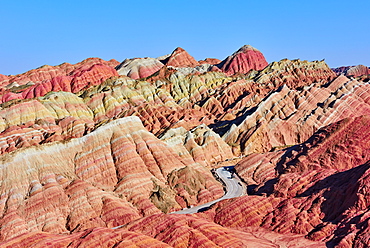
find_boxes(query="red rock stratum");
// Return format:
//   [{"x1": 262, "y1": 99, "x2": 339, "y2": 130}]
[{"x1": 217, "y1": 45, "x2": 268, "y2": 75}]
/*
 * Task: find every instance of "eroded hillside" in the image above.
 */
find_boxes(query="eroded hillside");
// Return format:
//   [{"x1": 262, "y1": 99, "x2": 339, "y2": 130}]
[{"x1": 0, "y1": 45, "x2": 369, "y2": 247}]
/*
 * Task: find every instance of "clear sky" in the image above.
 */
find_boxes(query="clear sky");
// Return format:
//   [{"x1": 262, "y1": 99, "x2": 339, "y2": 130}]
[{"x1": 1, "y1": 0, "x2": 369, "y2": 75}]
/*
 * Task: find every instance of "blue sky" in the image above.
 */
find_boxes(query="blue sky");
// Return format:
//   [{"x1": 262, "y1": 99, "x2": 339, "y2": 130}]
[{"x1": 1, "y1": 0, "x2": 369, "y2": 75}]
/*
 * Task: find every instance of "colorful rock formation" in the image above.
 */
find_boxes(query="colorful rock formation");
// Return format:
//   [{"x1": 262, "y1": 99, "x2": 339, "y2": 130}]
[
  {"x1": 217, "y1": 45, "x2": 268, "y2": 75},
  {"x1": 161, "y1": 47, "x2": 200, "y2": 68},
  {"x1": 0, "y1": 227, "x2": 171, "y2": 248},
  {"x1": 222, "y1": 69, "x2": 363, "y2": 155},
  {"x1": 333, "y1": 64, "x2": 370, "y2": 77},
  {"x1": 1, "y1": 45, "x2": 370, "y2": 247},
  {"x1": 0, "y1": 58, "x2": 119, "y2": 103},
  {"x1": 231, "y1": 115, "x2": 370, "y2": 247},
  {"x1": 0, "y1": 58, "x2": 119, "y2": 88},
  {"x1": 0, "y1": 116, "x2": 223, "y2": 241},
  {"x1": 199, "y1": 58, "x2": 222, "y2": 65},
  {"x1": 161, "y1": 124, "x2": 234, "y2": 167},
  {"x1": 116, "y1": 57, "x2": 164, "y2": 79},
  {"x1": 1, "y1": 214, "x2": 325, "y2": 247}
]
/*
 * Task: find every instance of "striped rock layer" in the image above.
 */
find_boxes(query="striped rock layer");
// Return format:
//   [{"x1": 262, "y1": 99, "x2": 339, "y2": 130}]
[
  {"x1": 0, "y1": 58, "x2": 119, "y2": 103},
  {"x1": 217, "y1": 45, "x2": 268, "y2": 75},
  {"x1": 232, "y1": 115, "x2": 370, "y2": 247},
  {"x1": 0, "y1": 58, "x2": 119, "y2": 88},
  {"x1": 0, "y1": 72, "x2": 236, "y2": 162},
  {"x1": 333, "y1": 64, "x2": 370, "y2": 77},
  {"x1": 0, "y1": 57, "x2": 338, "y2": 160},
  {"x1": 0, "y1": 56, "x2": 357, "y2": 168},
  {"x1": 222, "y1": 74, "x2": 370, "y2": 155},
  {"x1": 116, "y1": 57, "x2": 164, "y2": 79},
  {"x1": 1, "y1": 47, "x2": 332, "y2": 159},
  {"x1": 161, "y1": 47, "x2": 200, "y2": 68},
  {"x1": 0, "y1": 116, "x2": 223, "y2": 241},
  {"x1": 1, "y1": 214, "x2": 325, "y2": 248}
]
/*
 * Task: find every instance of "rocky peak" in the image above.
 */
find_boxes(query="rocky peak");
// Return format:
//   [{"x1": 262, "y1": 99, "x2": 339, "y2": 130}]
[
  {"x1": 217, "y1": 45, "x2": 268, "y2": 75},
  {"x1": 162, "y1": 47, "x2": 200, "y2": 68}
]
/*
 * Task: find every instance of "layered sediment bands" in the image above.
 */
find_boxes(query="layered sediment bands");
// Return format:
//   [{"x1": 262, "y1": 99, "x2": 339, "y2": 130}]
[
  {"x1": 251, "y1": 58, "x2": 336, "y2": 89},
  {"x1": 80, "y1": 73, "x2": 219, "y2": 135},
  {"x1": 0, "y1": 59, "x2": 353, "y2": 157},
  {"x1": 169, "y1": 64, "x2": 221, "y2": 76},
  {"x1": 217, "y1": 45, "x2": 268, "y2": 75},
  {"x1": 0, "y1": 228, "x2": 170, "y2": 248},
  {"x1": 229, "y1": 116, "x2": 370, "y2": 246},
  {"x1": 0, "y1": 46, "x2": 281, "y2": 156},
  {"x1": 124, "y1": 214, "x2": 324, "y2": 247},
  {"x1": 208, "y1": 59, "x2": 338, "y2": 139},
  {"x1": 161, "y1": 47, "x2": 200, "y2": 67},
  {"x1": 231, "y1": 163, "x2": 370, "y2": 247},
  {"x1": 1, "y1": 64, "x2": 118, "y2": 102},
  {"x1": 147, "y1": 69, "x2": 231, "y2": 104},
  {"x1": 116, "y1": 57, "x2": 164, "y2": 79},
  {"x1": 0, "y1": 74, "x2": 8, "y2": 84},
  {"x1": 0, "y1": 116, "x2": 223, "y2": 241},
  {"x1": 345, "y1": 65, "x2": 370, "y2": 77},
  {"x1": 1, "y1": 215, "x2": 325, "y2": 248},
  {"x1": 333, "y1": 64, "x2": 370, "y2": 77},
  {"x1": 81, "y1": 69, "x2": 237, "y2": 136},
  {"x1": 0, "y1": 71, "x2": 232, "y2": 154},
  {"x1": 199, "y1": 58, "x2": 222, "y2": 65},
  {"x1": 0, "y1": 92, "x2": 95, "y2": 154},
  {"x1": 0, "y1": 58, "x2": 119, "y2": 89},
  {"x1": 223, "y1": 74, "x2": 370, "y2": 154},
  {"x1": 161, "y1": 124, "x2": 234, "y2": 167},
  {"x1": 236, "y1": 115, "x2": 370, "y2": 186},
  {"x1": 280, "y1": 115, "x2": 370, "y2": 173}
]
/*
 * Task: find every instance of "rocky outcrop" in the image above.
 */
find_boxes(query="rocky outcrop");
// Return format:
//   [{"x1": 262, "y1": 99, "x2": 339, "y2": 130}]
[
  {"x1": 217, "y1": 45, "x2": 268, "y2": 75},
  {"x1": 168, "y1": 63, "x2": 221, "y2": 76},
  {"x1": 0, "y1": 74, "x2": 8, "y2": 84},
  {"x1": 0, "y1": 71, "x2": 231, "y2": 155},
  {"x1": 222, "y1": 73, "x2": 369, "y2": 155},
  {"x1": 161, "y1": 124, "x2": 234, "y2": 167},
  {"x1": 116, "y1": 57, "x2": 164, "y2": 79},
  {"x1": 199, "y1": 58, "x2": 222, "y2": 65},
  {"x1": 162, "y1": 47, "x2": 200, "y2": 68},
  {"x1": 252, "y1": 58, "x2": 336, "y2": 89},
  {"x1": 125, "y1": 214, "x2": 324, "y2": 248},
  {"x1": 0, "y1": 58, "x2": 119, "y2": 88},
  {"x1": 333, "y1": 64, "x2": 370, "y2": 77},
  {"x1": 0, "y1": 59, "x2": 119, "y2": 103},
  {"x1": 235, "y1": 115, "x2": 370, "y2": 185}
]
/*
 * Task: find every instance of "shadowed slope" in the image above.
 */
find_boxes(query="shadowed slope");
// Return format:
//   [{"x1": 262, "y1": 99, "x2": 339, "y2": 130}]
[{"x1": 229, "y1": 115, "x2": 370, "y2": 246}]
